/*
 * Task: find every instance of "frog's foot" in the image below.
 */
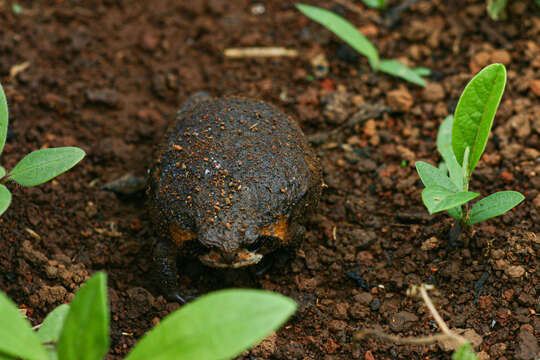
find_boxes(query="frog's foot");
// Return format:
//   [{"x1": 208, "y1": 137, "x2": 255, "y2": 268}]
[
  {"x1": 173, "y1": 290, "x2": 199, "y2": 304},
  {"x1": 102, "y1": 174, "x2": 147, "y2": 197},
  {"x1": 153, "y1": 239, "x2": 185, "y2": 303},
  {"x1": 253, "y1": 256, "x2": 274, "y2": 277},
  {"x1": 252, "y1": 248, "x2": 292, "y2": 277}
]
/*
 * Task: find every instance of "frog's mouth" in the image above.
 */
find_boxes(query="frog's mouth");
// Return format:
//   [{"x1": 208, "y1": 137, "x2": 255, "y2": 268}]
[{"x1": 199, "y1": 249, "x2": 263, "y2": 268}]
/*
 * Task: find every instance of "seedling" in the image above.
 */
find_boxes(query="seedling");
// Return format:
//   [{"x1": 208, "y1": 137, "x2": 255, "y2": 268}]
[
  {"x1": 0, "y1": 83, "x2": 85, "y2": 216},
  {"x1": 12, "y1": 3, "x2": 24, "y2": 15},
  {"x1": 487, "y1": 0, "x2": 508, "y2": 20},
  {"x1": 416, "y1": 64, "x2": 524, "y2": 225},
  {"x1": 361, "y1": 0, "x2": 387, "y2": 10},
  {"x1": 296, "y1": 3, "x2": 429, "y2": 86},
  {"x1": 487, "y1": 0, "x2": 540, "y2": 20},
  {"x1": 0, "y1": 272, "x2": 296, "y2": 360}
]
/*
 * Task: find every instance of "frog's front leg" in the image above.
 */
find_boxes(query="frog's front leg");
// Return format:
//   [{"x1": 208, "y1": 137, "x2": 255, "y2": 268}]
[{"x1": 152, "y1": 239, "x2": 185, "y2": 303}]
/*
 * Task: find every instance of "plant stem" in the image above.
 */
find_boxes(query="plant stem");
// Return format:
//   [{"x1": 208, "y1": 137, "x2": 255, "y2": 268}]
[
  {"x1": 460, "y1": 171, "x2": 470, "y2": 225},
  {"x1": 355, "y1": 329, "x2": 455, "y2": 344},
  {"x1": 460, "y1": 204, "x2": 470, "y2": 226}
]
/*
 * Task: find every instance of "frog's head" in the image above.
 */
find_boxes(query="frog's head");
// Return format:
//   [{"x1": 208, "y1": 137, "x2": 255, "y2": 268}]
[{"x1": 197, "y1": 216, "x2": 289, "y2": 268}]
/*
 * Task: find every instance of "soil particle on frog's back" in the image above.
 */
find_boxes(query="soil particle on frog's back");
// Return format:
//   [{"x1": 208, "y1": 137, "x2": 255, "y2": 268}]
[{"x1": 147, "y1": 96, "x2": 321, "y2": 253}]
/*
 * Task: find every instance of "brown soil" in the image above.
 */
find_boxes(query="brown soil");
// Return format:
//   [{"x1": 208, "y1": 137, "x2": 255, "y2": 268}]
[{"x1": 0, "y1": 0, "x2": 538, "y2": 359}]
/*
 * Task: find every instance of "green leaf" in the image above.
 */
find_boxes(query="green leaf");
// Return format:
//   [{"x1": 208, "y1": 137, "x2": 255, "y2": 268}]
[
  {"x1": 422, "y1": 186, "x2": 479, "y2": 214},
  {"x1": 361, "y1": 0, "x2": 387, "y2": 10},
  {"x1": 37, "y1": 304, "x2": 70, "y2": 360},
  {"x1": 0, "y1": 291, "x2": 48, "y2": 360},
  {"x1": 37, "y1": 304, "x2": 70, "y2": 343},
  {"x1": 0, "y1": 166, "x2": 5, "y2": 178},
  {"x1": 0, "y1": 83, "x2": 8, "y2": 157},
  {"x1": 126, "y1": 289, "x2": 297, "y2": 360},
  {"x1": 412, "y1": 67, "x2": 431, "y2": 77},
  {"x1": 0, "y1": 184, "x2": 11, "y2": 217},
  {"x1": 452, "y1": 342, "x2": 478, "y2": 360},
  {"x1": 8, "y1": 147, "x2": 85, "y2": 186},
  {"x1": 447, "y1": 206, "x2": 462, "y2": 221},
  {"x1": 379, "y1": 60, "x2": 427, "y2": 87},
  {"x1": 57, "y1": 272, "x2": 109, "y2": 360},
  {"x1": 452, "y1": 64, "x2": 506, "y2": 176},
  {"x1": 468, "y1": 191, "x2": 524, "y2": 224},
  {"x1": 438, "y1": 161, "x2": 448, "y2": 175},
  {"x1": 486, "y1": 0, "x2": 508, "y2": 20},
  {"x1": 12, "y1": 3, "x2": 24, "y2": 15},
  {"x1": 416, "y1": 161, "x2": 458, "y2": 191},
  {"x1": 437, "y1": 115, "x2": 464, "y2": 190},
  {"x1": 296, "y1": 3, "x2": 380, "y2": 69}
]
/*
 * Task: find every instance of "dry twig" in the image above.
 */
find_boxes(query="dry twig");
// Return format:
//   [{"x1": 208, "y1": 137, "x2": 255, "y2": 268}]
[
  {"x1": 355, "y1": 284, "x2": 468, "y2": 348},
  {"x1": 224, "y1": 47, "x2": 298, "y2": 58}
]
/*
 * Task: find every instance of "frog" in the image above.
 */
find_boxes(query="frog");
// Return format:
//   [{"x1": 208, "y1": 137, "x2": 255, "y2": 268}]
[{"x1": 146, "y1": 92, "x2": 322, "y2": 302}]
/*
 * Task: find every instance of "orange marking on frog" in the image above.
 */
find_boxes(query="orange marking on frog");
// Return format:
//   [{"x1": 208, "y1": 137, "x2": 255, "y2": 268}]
[
  {"x1": 260, "y1": 216, "x2": 289, "y2": 243},
  {"x1": 169, "y1": 224, "x2": 196, "y2": 248}
]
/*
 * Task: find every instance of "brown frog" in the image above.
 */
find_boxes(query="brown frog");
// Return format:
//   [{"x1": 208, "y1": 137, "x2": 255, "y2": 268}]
[{"x1": 147, "y1": 92, "x2": 322, "y2": 301}]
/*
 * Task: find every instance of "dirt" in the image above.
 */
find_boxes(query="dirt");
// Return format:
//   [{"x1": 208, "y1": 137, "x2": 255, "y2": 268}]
[{"x1": 0, "y1": 0, "x2": 538, "y2": 359}]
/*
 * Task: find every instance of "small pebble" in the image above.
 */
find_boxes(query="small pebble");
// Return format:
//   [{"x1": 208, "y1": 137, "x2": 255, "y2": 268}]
[
  {"x1": 505, "y1": 265, "x2": 525, "y2": 278},
  {"x1": 250, "y1": 3, "x2": 265, "y2": 15},
  {"x1": 490, "y1": 49, "x2": 511, "y2": 65},
  {"x1": 354, "y1": 292, "x2": 373, "y2": 306},
  {"x1": 328, "y1": 319, "x2": 347, "y2": 332},
  {"x1": 421, "y1": 237, "x2": 440, "y2": 251},
  {"x1": 389, "y1": 311, "x2": 418, "y2": 332},
  {"x1": 515, "y1": 328, "x2": 538, "y2": 360},
  {"x1": 387, "y1": 88, "x2": 413, "y2": 112},
  {"x1": 369, "y1": 299, "x2": 381, "y2": 311},
  {"x1": 470, "y1": 51, "x2": 491, "y2": 73},
  {"x1": 529, "y1": 79, "x2": 540, "y2": 97},
  {"x1": 423, "y1": 82, "x2": 445, "y2": 102}
]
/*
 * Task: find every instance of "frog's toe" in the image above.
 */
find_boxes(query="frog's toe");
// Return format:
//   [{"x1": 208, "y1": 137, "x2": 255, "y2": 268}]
[
  {"x1": 169, "y1": 292, "x2": 186, "y2": 304},
  {"x1": 168, "y1": 291, "x2": 199, "y2": 304}
]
